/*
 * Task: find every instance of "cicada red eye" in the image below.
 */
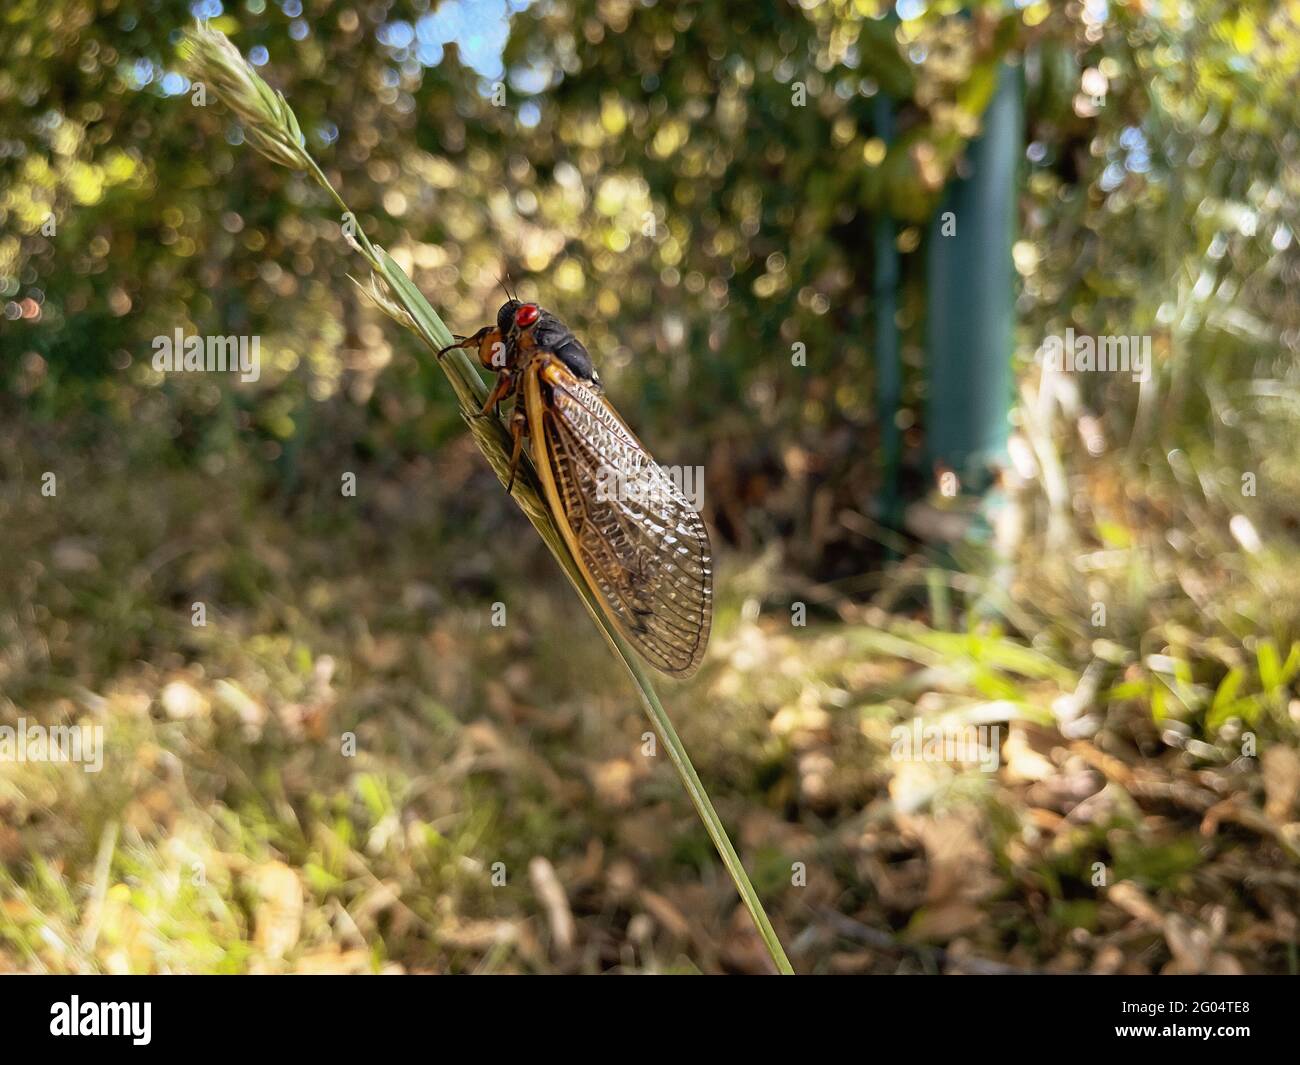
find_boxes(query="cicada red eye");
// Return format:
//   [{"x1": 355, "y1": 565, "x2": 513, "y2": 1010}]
[{"x1": 515, "y1": 303, "x2": 540, "y2": 328}]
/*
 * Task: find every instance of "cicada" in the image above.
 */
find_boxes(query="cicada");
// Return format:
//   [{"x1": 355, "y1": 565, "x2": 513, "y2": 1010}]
[{"x1": 441, "y1": 299, "x2": 712, "y2": 677}]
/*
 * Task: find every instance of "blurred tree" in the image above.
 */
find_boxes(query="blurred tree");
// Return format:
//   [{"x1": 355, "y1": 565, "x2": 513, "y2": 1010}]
[{"x1": 2, "y1": 0, "x2": 1298, "y2": 564}]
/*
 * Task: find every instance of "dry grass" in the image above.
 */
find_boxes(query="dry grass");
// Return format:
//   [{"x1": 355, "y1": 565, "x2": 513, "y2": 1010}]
[{"x1": 4, "y1": 353, "x2": 1300, "y2": 973}]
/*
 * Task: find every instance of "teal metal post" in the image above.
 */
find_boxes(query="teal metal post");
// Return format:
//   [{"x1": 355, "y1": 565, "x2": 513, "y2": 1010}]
[{"x1": 925, "y1": 62, "x2": 1022, "y2": 500}]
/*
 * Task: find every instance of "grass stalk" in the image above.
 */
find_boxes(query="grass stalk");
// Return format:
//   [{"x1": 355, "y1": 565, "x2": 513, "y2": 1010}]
[{"x1": 182, "y1": 25, "x2": 793, "y2": 974}]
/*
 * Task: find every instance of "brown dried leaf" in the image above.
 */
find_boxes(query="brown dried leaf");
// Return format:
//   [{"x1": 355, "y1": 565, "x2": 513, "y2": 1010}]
[
  {"x1": 1262, "y1": 746, "x2": 1300, "y2": 825},
  {"x1": 252, "y1": 860, "x2": 303, "y2": 961}
]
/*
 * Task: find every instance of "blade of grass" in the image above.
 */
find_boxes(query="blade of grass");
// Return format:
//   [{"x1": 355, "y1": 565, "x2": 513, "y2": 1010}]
[
  {"x1": 380, "y1": 243, "x2": 794, "y2": 974},
  {"x1": 183, "y1": 24, "x2": 793, "y2": 975}
]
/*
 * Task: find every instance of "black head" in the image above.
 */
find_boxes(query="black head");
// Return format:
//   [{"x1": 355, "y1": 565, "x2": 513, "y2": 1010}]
[
  {"x1": 496, "y1": 299, "x2": 543, "y2": 335},
  {"x1": 496, "y1": 299, "x2": 522, "y2": 336}
]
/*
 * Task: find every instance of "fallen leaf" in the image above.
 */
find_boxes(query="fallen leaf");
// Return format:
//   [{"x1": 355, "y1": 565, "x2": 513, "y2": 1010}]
[
  {"x1": 529, "y1": 856, "x2": 575, "y2": 954},
  {"x1": 1262, "y1": 746, "x2": 1300, "y2": 825},
  {"x1": 252, "y1": 861, "x2": 303, "y2": 961}
]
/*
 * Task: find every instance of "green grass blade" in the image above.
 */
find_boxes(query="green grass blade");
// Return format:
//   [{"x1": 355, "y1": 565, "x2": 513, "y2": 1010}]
[
  {"x1": 181, "y1": 24, "x2": 793, "y2": 970},
  {"x1": 375, "y1": 251, "x2": 793, "y2": 974}
]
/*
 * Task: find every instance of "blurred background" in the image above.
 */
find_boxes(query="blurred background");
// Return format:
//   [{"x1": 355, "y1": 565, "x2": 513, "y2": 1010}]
[{"x1": 3, "y1": 0, "x2": 1300, "y2": 974}]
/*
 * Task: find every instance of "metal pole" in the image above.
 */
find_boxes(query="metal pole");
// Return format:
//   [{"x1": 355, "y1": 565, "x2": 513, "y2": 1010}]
[{"x1": 925, "y1": 61, "x2": 1022, "y2": 505}]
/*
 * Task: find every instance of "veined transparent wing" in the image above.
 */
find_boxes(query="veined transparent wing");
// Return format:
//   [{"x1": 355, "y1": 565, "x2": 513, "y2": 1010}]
[{"x1": 523, "y1": 354, "x2": 713, "y2": 677}]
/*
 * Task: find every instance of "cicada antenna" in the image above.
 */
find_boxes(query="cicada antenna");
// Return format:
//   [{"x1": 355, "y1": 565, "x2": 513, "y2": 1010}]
[{"x1": 498, "y1": 269, "x2": 517, "y2": 303}]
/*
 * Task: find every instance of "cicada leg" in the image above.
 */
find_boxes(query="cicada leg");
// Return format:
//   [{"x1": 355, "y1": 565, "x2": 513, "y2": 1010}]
[
  {"x1": 479, "y1": 370, "x2": 516, "y2": 418},
  {"x1": 506, "y1": 406, "x2": 528, "y2": 494},
  {"x1": 441, "y1": 326, "x2": 520, "y2": 419},
  {"x1": 438, "y1": 326, "x2": 508, "y2": 373},
  {"x1": 437, "y1": 326, "x2": 485, "y2": 360}
]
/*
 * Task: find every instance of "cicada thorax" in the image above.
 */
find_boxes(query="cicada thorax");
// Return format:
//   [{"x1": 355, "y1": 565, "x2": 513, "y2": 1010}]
[{"x1": 510, "y1": 308, "x2": 601, "y2": 389}]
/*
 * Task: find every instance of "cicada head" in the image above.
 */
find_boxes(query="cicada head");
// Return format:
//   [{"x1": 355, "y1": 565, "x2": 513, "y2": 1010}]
[{"x1": 495, "y1": 299, "x2": 523, "y2": 336}]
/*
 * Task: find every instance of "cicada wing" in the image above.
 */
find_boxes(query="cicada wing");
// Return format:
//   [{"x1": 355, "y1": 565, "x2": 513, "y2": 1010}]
[{"x1": 524, "y1": 356, "x2": 713, "y2": 677}]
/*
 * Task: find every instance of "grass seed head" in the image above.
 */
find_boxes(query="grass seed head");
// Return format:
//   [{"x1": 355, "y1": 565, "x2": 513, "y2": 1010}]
[{"x1": 180, "y1": 23, "x2": 309, "y2": 172}]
